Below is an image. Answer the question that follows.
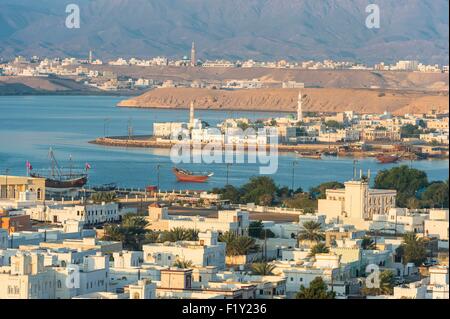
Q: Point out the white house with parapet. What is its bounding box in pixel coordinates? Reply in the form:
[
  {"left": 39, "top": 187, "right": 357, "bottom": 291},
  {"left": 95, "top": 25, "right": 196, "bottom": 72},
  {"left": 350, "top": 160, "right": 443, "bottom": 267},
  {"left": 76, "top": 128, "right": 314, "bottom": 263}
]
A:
[
  {"left": 143, "top": 231, "right": 226, "bottom": 269},
  {"left": 147, "top": 204, "right": 249, "bottom": 236},
  {"left": 318, "top": 178, "right": 397, "bottom": 227}
]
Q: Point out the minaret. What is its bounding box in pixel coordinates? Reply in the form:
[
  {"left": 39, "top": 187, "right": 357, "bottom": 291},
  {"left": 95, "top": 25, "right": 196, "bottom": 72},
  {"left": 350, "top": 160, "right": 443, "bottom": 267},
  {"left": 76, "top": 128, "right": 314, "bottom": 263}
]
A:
[
  {"left": 190, "top": 42, "right": 196, "bottom": 67},
  {"left": 297, "top": 91, "right": 303, "bottom": 122},
  {"left": 88, "top": 50, "right": 93, "bottom": 64},
  {"left": 189, "top": 101, "right": 195, "bottom": 129}
]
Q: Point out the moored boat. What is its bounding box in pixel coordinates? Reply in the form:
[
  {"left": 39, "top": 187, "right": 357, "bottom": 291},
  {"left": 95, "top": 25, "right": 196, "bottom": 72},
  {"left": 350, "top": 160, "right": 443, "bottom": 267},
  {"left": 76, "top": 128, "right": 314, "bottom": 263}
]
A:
[
  {"left": 295, "top": 151, "right": 322, "bottom": 159},
  {"left": 172, "top": 167, "right": 213, "bottom": 183},
  {"left": 376, "top": 154, "right": 400, "bottom": 164},
  {"left": 29, "top": 148, "right": 89, "bottom": 192}
]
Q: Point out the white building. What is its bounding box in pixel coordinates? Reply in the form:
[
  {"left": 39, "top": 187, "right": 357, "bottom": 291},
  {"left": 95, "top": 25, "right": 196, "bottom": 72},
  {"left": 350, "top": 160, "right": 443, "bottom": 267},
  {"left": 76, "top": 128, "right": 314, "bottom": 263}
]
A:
[
  {"left": 424, "top": 209, "right": 449, "bottom": 240},
  {"left": 318, "top": 178, "right": 397, "bottom": 226},
  {"left": 24, "top": 202, "right": 134, "bottom": 225},
  {"left": 142, "top": 231, "right": 226, "bottom": 269},
  {"left": 147, "top": 205, "right": 250, "bottom": 236}
]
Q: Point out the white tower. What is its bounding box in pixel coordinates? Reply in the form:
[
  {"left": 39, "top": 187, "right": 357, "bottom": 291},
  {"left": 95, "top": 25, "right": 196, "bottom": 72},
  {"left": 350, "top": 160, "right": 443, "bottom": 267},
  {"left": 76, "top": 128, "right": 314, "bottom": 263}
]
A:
[
  {"left": 189, "top": 101, "right": 195, "bottom": 129},
  {"left": 297, "top": 91, "right": 303, "bottom": 122},
  {"left": 190, "top": 42, "right": 196, "bottom": 67}
]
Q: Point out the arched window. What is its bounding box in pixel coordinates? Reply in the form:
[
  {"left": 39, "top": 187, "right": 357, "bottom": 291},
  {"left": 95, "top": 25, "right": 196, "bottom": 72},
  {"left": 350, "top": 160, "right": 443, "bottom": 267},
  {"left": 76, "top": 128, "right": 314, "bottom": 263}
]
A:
[{"left": 133, "top": 292, "right": 140, "bottom": 299}]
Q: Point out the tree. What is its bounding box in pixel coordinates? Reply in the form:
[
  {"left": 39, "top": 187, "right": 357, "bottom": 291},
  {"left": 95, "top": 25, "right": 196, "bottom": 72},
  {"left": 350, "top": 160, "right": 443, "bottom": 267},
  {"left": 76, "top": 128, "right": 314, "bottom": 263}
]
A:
[
  {"left": 212, "top": 185, "right": 241, "bottom": 204},
  {"left": 421, "top": 181, "right": 449, "bottom": 208},
  {"left": 361, "top": 236, "right": 376, "bottom": 250},
  {"left": 308, "top": 243, "right": 329, "bottom": 257},
  {"left": 249, "top": 221, "right": 264, "bottom": 238},
  {"left": 283, "top": 193, "right": 318, "bottom": 210},
  {"left": 325, "top": 120, "right": 344, "bottom": 130},
  {"left": 219, "top": 232, "right": 259, "bottom": 256},
  {"left": 296, "top": 277, "right": 335, "bottom": 299},
  {"left": 362, "top": 270, "right": 395, "bottom": 296},
  {"left": 400, "top": 232, "right": 427, "bottom": 267},
  {"left": 251, "top": 262, "right": 276, "bottom": 276},
  {"left": 240, "top": 176, "right": 278, "bottom": 205},
  {"left": 374, "top": 166, "right": 429, "bottom": 207},
  {"left": 298, "top": 221, "right": 325, "bottom": 243},
  {"left": 160, "top": 227, "right": 199, "bottom": 242},
  {"left": 400, "top": 124, "right": 422, "bottom": 138},
  {"left": 103, "top": 214, "right": 149, "bottom": 251},
  {"left": 310, "top": 182, "right": 344, "bottom": 199},
  {"left": 173, "top": 259, "right": 193, "bottom": 269},
  {"left": 91, "top": 191, "right": 117, "bottom": 204}
]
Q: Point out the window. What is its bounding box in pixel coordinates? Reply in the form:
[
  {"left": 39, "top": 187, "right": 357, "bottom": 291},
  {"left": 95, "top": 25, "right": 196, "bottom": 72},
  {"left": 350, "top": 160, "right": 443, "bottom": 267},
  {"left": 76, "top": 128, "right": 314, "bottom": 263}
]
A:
[{"left": 57, "top": 280, "right": 62, "bottom": 288}]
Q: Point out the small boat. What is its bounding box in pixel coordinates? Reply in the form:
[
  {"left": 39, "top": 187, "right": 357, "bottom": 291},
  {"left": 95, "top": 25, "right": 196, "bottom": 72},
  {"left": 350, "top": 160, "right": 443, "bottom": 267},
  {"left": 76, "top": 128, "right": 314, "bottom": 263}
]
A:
[
  {"left": 92, "top": 183, "right": 117, "bottom": 192},
  {"left": 172, "top": 167, "right": 213, "bottom": 183},
  {"left": 376, "top": 154, "right": 400, "bottom": 164},
  {"left": 323, "top": 150, "right": 338, "bottom": 157},
  {"left": 295, "top": 151, "right": 322, "bottom": 159}
]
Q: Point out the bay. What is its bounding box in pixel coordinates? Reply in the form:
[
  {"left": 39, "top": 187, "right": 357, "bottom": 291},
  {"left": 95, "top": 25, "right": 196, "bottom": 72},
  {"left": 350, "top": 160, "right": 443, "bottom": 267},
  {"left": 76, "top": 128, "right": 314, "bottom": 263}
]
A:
[{"left": 0, "top": 95, "right": 448, "bottom": 192}]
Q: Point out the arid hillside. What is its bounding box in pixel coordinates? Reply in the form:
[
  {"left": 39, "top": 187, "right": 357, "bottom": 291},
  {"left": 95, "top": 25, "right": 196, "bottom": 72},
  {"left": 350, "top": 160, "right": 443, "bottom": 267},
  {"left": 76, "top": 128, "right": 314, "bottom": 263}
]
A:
[{"left": 118, "top": 88, "right": 449, "bottom": 115}]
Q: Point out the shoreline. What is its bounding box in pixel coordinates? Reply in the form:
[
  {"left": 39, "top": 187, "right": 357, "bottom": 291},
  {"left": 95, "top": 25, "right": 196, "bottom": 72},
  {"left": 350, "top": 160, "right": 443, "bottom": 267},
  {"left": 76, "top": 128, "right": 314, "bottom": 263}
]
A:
[{"left": 89, "top": 136, "right": 434, "bottom": 160}]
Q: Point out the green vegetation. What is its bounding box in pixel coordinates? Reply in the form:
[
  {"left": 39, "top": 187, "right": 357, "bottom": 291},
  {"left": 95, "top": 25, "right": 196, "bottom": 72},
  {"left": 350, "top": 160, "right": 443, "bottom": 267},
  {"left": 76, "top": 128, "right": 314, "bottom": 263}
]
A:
[
  {"left": 212, "top": 176, "right": 278, "bottom": 206},
  {"left": 374, "top": 166, "right": 448, "bottom": 208},
  {"left": 283, "top": 192, "right": 318, "bottom": 211},
  {"left": 397, "top": 232, "right": 428, "bottom": 267},
  {"left": 91, "top": 191, "right": 117, "bottom": 203},
  {"left": 219, "top": 232, "right": 259, "bottom": 256},
  {"left": 298, "top": 221, "right": 325, "bottom": 243},
  {"left": 420, "top": 181, "right": 449, "bottom": 208},
  {"left": 103, "top": 214, "right": 150, "bottom": 250},
  {"left": 160, "top": 227, "right": 199, "bottom": 242},
  {"left": 361, "top": 236, "right": 376, "bottom": 250},
  {"left": 308, "top": 243, "right": 329, "bottom": 257},
  {"left": 400, "top": 124, "right": 422, "bottom": 138},
  {"left": 248, "top": 221, "right": 275, "bottom": 239},
  {"left": 362, "top": 270, "right": 395, "bottom": 296},
  {"left": 325, "top": 120, "right": 344, "bottom": 130},
  {"left": 296, "top": 277, "right": 335, "bottom": 299},
  {"left": 309, "top": 181, "right": 344, "bottom": 199},
  {"left": 173, "top": 259, "right": 193, "bottom": 269},
  {"left": 251, "top": 262, "right": 276, "bottom": 276}
]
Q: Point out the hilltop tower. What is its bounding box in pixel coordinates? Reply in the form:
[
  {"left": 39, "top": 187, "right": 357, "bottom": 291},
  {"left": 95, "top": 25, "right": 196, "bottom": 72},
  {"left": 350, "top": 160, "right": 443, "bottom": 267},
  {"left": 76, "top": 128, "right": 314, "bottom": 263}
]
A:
[
  {"left": 189, "top": 101, "right": 195, "bottom": 129},
  {"left": 297, "top": 91, "right": 303, "bottom": 122},
  {"left": 190, "top": 42, "right": 196, "bottom": 67}
]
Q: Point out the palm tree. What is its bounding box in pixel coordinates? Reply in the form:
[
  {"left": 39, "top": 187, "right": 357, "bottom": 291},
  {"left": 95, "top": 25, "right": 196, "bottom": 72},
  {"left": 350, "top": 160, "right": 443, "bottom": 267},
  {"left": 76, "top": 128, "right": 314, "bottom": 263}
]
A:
[
  {"left": 361, "top": 236, "right": 376, "bottom": 250},
  {"left": 219, "top": 232, "right": 259, "bottom": 256},
  {"left": 308, "top": 243, "right": 329, "bottom": 257},
  {"left": 160, "top": 227, "right": 199, "bottom": 242},
  {"left": 173, "top": 259, "right": 193, "bottom": 269},
  {"left": 400, "top": 232, "right": 427, "bottom": 267},
  {"left": 251, "top": 262, "right": 276, "bottom": 276},
  {"left": 91, "top": 191, "right": 117, "bottom": 203},
  {"left": 296, "top": 277, "right": 335, "bottom": 299},
  {"left": 298, "top": 221, "right": 325, "bottom": 243}
]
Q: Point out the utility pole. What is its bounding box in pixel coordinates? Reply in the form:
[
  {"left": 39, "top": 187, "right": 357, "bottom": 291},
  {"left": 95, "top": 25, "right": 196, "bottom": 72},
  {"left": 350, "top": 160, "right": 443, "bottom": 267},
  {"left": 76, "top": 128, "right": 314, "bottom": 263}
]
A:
[
  {"left": 156, "top": 164, "right": 161, "bottom": 192},
  {"left": 4, "top": 168, "right": 10, "bottom": 199},
  {"left": 226, "top": 163, "right": 232, "bottom": 185},
  {"left": 291, "top": 161, "right": 298, "bottom": 192}
]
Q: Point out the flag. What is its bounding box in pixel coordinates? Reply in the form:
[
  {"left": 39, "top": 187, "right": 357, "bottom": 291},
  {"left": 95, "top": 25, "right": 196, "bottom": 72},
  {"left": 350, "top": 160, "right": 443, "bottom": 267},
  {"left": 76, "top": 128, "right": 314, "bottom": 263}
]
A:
[
  {"left": 26, "top": 161, "right": 33, "bottom": 170},
  {"left": 85, "top": 163, "right": 92, "bottom": 170}
]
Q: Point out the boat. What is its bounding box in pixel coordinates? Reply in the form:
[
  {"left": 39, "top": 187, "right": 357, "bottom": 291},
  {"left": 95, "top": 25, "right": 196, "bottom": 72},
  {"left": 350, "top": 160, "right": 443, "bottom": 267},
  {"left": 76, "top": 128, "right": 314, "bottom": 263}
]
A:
[
  {"left": 376, "top": 154, "right": 400, "bottom": 164},
  {"left": 29, "top": 148, "right": 89, "bottom": 192},
  {"left": 172, "top": 167, "right": 213, "bottom": 183},
  {"left": 295, "top": 151, "right": 322, "bottom": 159},
  {"left": 92, "top": 183, "right": 117, "bottom": 192}
]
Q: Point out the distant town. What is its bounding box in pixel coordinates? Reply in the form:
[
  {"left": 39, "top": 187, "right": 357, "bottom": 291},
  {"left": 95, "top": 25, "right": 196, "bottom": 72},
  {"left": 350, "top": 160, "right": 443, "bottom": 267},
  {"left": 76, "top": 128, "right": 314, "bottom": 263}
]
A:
[{"left": 1, "top": 44, "right": 448, "bottom": 92}]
